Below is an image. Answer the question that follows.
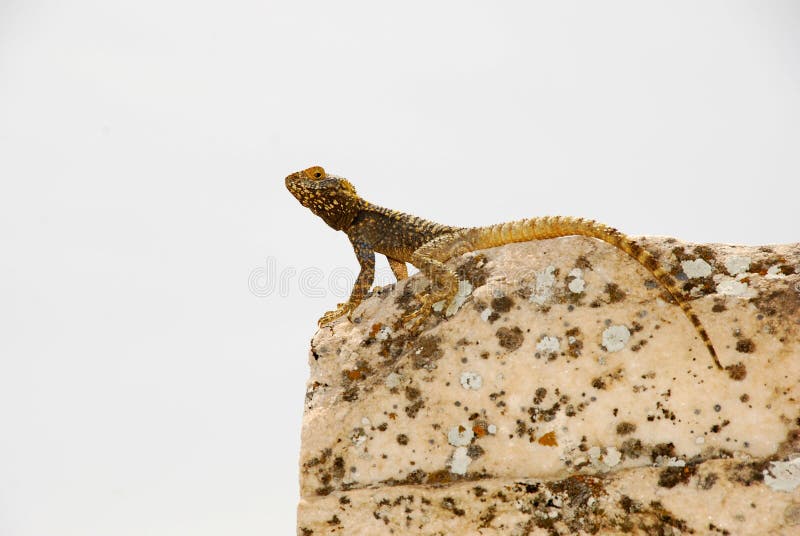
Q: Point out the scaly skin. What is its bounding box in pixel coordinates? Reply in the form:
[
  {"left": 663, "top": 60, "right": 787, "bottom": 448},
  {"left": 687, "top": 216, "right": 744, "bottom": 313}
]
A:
[{"left": 286, "top": 166, "right": 722, "bottom": 370}]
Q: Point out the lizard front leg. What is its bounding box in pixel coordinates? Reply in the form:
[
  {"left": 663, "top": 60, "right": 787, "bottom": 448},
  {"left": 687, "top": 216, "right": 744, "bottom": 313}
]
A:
[{"left": 318, "top": 239, "right": 375, "bottom": 327}]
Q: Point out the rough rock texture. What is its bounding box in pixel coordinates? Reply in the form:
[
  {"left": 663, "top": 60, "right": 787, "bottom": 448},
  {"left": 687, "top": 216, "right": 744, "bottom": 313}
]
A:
[{"left": 297, "top": 237, "right": 800, "bottom": 535}]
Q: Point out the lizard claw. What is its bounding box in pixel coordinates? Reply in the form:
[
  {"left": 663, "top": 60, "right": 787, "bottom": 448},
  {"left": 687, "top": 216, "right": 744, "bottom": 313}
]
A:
[{"left": 318, "top": 303, "right": 354, "bottom": 327}]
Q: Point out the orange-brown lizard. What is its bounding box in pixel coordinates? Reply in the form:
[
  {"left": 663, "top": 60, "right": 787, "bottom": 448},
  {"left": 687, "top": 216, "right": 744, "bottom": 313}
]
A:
[{"left": 286, "top": 165, "right": 722, "bottom": 370}]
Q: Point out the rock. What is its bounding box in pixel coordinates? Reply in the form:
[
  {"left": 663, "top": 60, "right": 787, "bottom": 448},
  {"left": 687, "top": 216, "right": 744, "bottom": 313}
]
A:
[{"left": 297, "top": 237, "right": 800, "bottom": 535}]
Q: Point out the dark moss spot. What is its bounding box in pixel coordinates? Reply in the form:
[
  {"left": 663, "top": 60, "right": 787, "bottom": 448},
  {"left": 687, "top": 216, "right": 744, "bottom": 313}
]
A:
[
  {"left": 726, "top": 362, "right": 747, "bottom": 381},
  {"left": 728, "top": 460, "right": 770, "bottom": 486},
  {"left": 740, "top": 393, "right": 750, "bottom": 403},
  {"left": 591, "top": 377, "right": 606, "bottom": 390},
  {"left": 699, "top": 472, "right": 718, "bottom": 490},
  {"left": 565, "top": 331, "right": 583, "bottom": 358},
  {"left": 409, "top": 336, "right": 443, "bottom": 369},
  {"left": 496, "top": 326, "right": 524, "bottom": 351},
  {"left": 547, "top": 475, "right": 605, "bottom": 508},
  {"left": 658, "top": 464, "right": 697, "bottom": 488},
  {"left": 440, "top": 497, "right": 465, "bottom": 516},
  {"left": 735, "top": 338, "right": 755, "bottom": 353},
  {"left": 710, "top": 420, "right": 730, "bottom": 434},
  {"left": 467, "top": 444, "right": 485, "bottom": 459},
  {"left": 478, "top": 504, "right": 497, "bottom": 529},
  {"left": 749, "top": 284, "right": 800, "bottom": 318},
  {"left": 377, "top": 422, "right": 388, "bottom": 431},
  {"left": 332, "top": 457, "right": 345, "bottom": 479},
  {"left": 575, "top": 255, "right": 592, "bottom": 270},
  {"left": 404, "top": 399, "right": 424, "bottom": 419},
  {"left": 616, "top": 422, "right": 637, "bottom": 435},
  {"left": 619, "top": 495, "right": 640, "bottom": 513},
  {"left": 342, "top": 386, "right": 359, "bottom": 401},
  {"left": 533, "top": 387, "right": 547, "bottom": 404},
  {"left": 396, "top": 434, "right": 409, "bottom": 445},
  {"left": 394, "top": 284, "right": 416, "bottom": 310},
  {"left": 398, "top": 469, "right": 426, "bottom": 485},
  {"left": 712, "top": 298, "right": 727, "bottom": 313},
  {"left": 491, "top": 295, "right": 514, "bottom": 313},
  {"left": 405, "top": 386, "right": 421, "bottom": 401},
  {"left": 650, "top": 442, "right": 675, "bottom": 463},
  {"left": 300, "top": 528, "right": 313, "bottom": 536},
  {"left": 605, "top": 282, "right": 626, "bottom": 303}
]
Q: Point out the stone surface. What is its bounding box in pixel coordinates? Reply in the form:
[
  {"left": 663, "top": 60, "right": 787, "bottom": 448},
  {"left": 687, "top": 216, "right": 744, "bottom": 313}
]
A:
[{"left": 296, "top": 237, "right": 800, "bottom": 535}]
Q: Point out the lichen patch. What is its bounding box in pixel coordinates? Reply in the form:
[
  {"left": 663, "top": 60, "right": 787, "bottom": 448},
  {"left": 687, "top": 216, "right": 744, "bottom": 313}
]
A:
[
  {"left": 529, "top": 265, "right": 556, "bottom": 305},
  {"left": 714, "top": 274, "right": 756, "bottom": 298},
  {"left": 681, "top": 259, "right": 713, "bottom": 279},
  {"left": 567, "top": 268, "right": 585, "bottom": 293},
  {"left": 448, "top": 446, "right": 471, "bottom": 475},
  {"left": 725, "top": 255, "right": 751, "bottom": 276},
  {"left": 460, "top": 371, "right": 483, "bottom": 390},
  {"left": 535, "top": 335, "right": 560, "bottom": 354},
  {"left": 448, "top": 425, "right": 475, "bottom": 447},
  {"left": 764, "top": 458, "right": 800, "bottom": 492},
  {"left": 601, "top": 325, "right": 630, "bottom": 352}
]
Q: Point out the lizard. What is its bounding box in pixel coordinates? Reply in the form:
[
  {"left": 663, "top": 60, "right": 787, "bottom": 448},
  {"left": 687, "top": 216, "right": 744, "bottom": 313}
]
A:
[{"left": 285, "top": 165, "right": 723, "bottom": 370}]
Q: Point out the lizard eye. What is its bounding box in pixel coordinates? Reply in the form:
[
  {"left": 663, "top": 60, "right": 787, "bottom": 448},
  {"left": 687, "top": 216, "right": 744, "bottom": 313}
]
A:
[{"left": 303, "top": 166, "right": 326, "bottom": 180}]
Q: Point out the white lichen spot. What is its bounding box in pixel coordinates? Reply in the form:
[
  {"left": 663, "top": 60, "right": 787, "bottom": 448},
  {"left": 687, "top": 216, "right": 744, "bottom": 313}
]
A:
[
  {"left": 567, "top": 268, "right": 585, "bottom": 293},
  {"left": 601, "top": 325, "right": 630, "bottom": 352},
  {"left": 604, "top": 447, "right": 621, "bottom": 467},
  {"left": 695, "top": 436, "right": 705, "bottom": 445},
  {"left": 460, "top": 371, "right": 483, "bottom": 390},
  {"left": 361, "top": 417, "right": 371, "bottom": 426},
  {"left": 764, "top": 457, "right": 800, "bottom": 492},
  {"left": 663, "top": 457, "right": 686, "bottom": 468},
  {"left": 375, "top": 325, "right": 392, "bottom": 341},
  {"left": 487, "top": 424, "right": 497, "bottom": 434},
  {"left": 433, "top": 280, "right": 473, "bottom": 316},
  {"left": 766, "top": 266, "right": 787, "bottom": 280},
  {"left": 448, "top": 446, "right": 471, "bottom": 475},
  {"left": 385, "top": 372, "right": 402, "bottom": 389},
  {"left": 447, "top": 425, "right": 474, "bottom": 447},
  {"left": 480, "top": 308, "right": 493, "bottom": 322},
  {"left": 725, "top": 255, "right": 751, "bottom": 276},
  {"left": 529, "top": 265, "right": 556, "bottom": 305},
  {"left": 714, "top": 275, "right": 756, "bottom": 298},
  {"left": 587, "top": 446, "right": 601, "bottom": 461},
  {"left": 536, "top": 336, "right": 560, "bottom": 354},
  {"left": 681, "top": 259, "right": 713, "bottom": 279}
]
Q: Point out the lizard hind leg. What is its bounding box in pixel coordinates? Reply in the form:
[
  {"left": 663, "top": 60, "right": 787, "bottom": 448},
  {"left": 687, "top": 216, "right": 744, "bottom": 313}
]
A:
[
  {"left": 401, "top": 252, "right": 459, "bottom": 330},
  {"left": 387, "top": 257, "right": 409, "bottom": 281}
]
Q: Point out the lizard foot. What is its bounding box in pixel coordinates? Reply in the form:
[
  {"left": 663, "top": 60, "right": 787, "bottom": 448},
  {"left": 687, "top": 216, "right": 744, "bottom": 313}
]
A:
[
  {"left": 401, "top": 295, "right": 437, "bottom": 331},
  {"left": 318, "top": 302, "right": 354, "bottom": 327}
]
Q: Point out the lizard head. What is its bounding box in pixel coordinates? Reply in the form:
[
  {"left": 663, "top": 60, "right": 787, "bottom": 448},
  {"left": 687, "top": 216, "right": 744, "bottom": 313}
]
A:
[{"left": 285, "top": 166, "right": 361, "bottom": 231}]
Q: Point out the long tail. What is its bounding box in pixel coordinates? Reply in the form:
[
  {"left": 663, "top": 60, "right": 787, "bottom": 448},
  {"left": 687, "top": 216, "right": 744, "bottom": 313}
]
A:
[{"left": 457, "top": 216, "right": 721, "bottom": 369}]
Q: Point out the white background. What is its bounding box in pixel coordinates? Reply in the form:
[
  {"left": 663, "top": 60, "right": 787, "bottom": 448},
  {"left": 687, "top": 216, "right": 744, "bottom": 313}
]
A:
[{"left": 1, "top": 1, "right": 798, "bottom": 534}]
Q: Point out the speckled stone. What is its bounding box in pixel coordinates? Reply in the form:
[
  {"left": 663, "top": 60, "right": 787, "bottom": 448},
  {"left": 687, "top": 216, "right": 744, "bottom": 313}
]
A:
[{"left": 297, "top": 237, "right": 800, "bottom": 535}]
